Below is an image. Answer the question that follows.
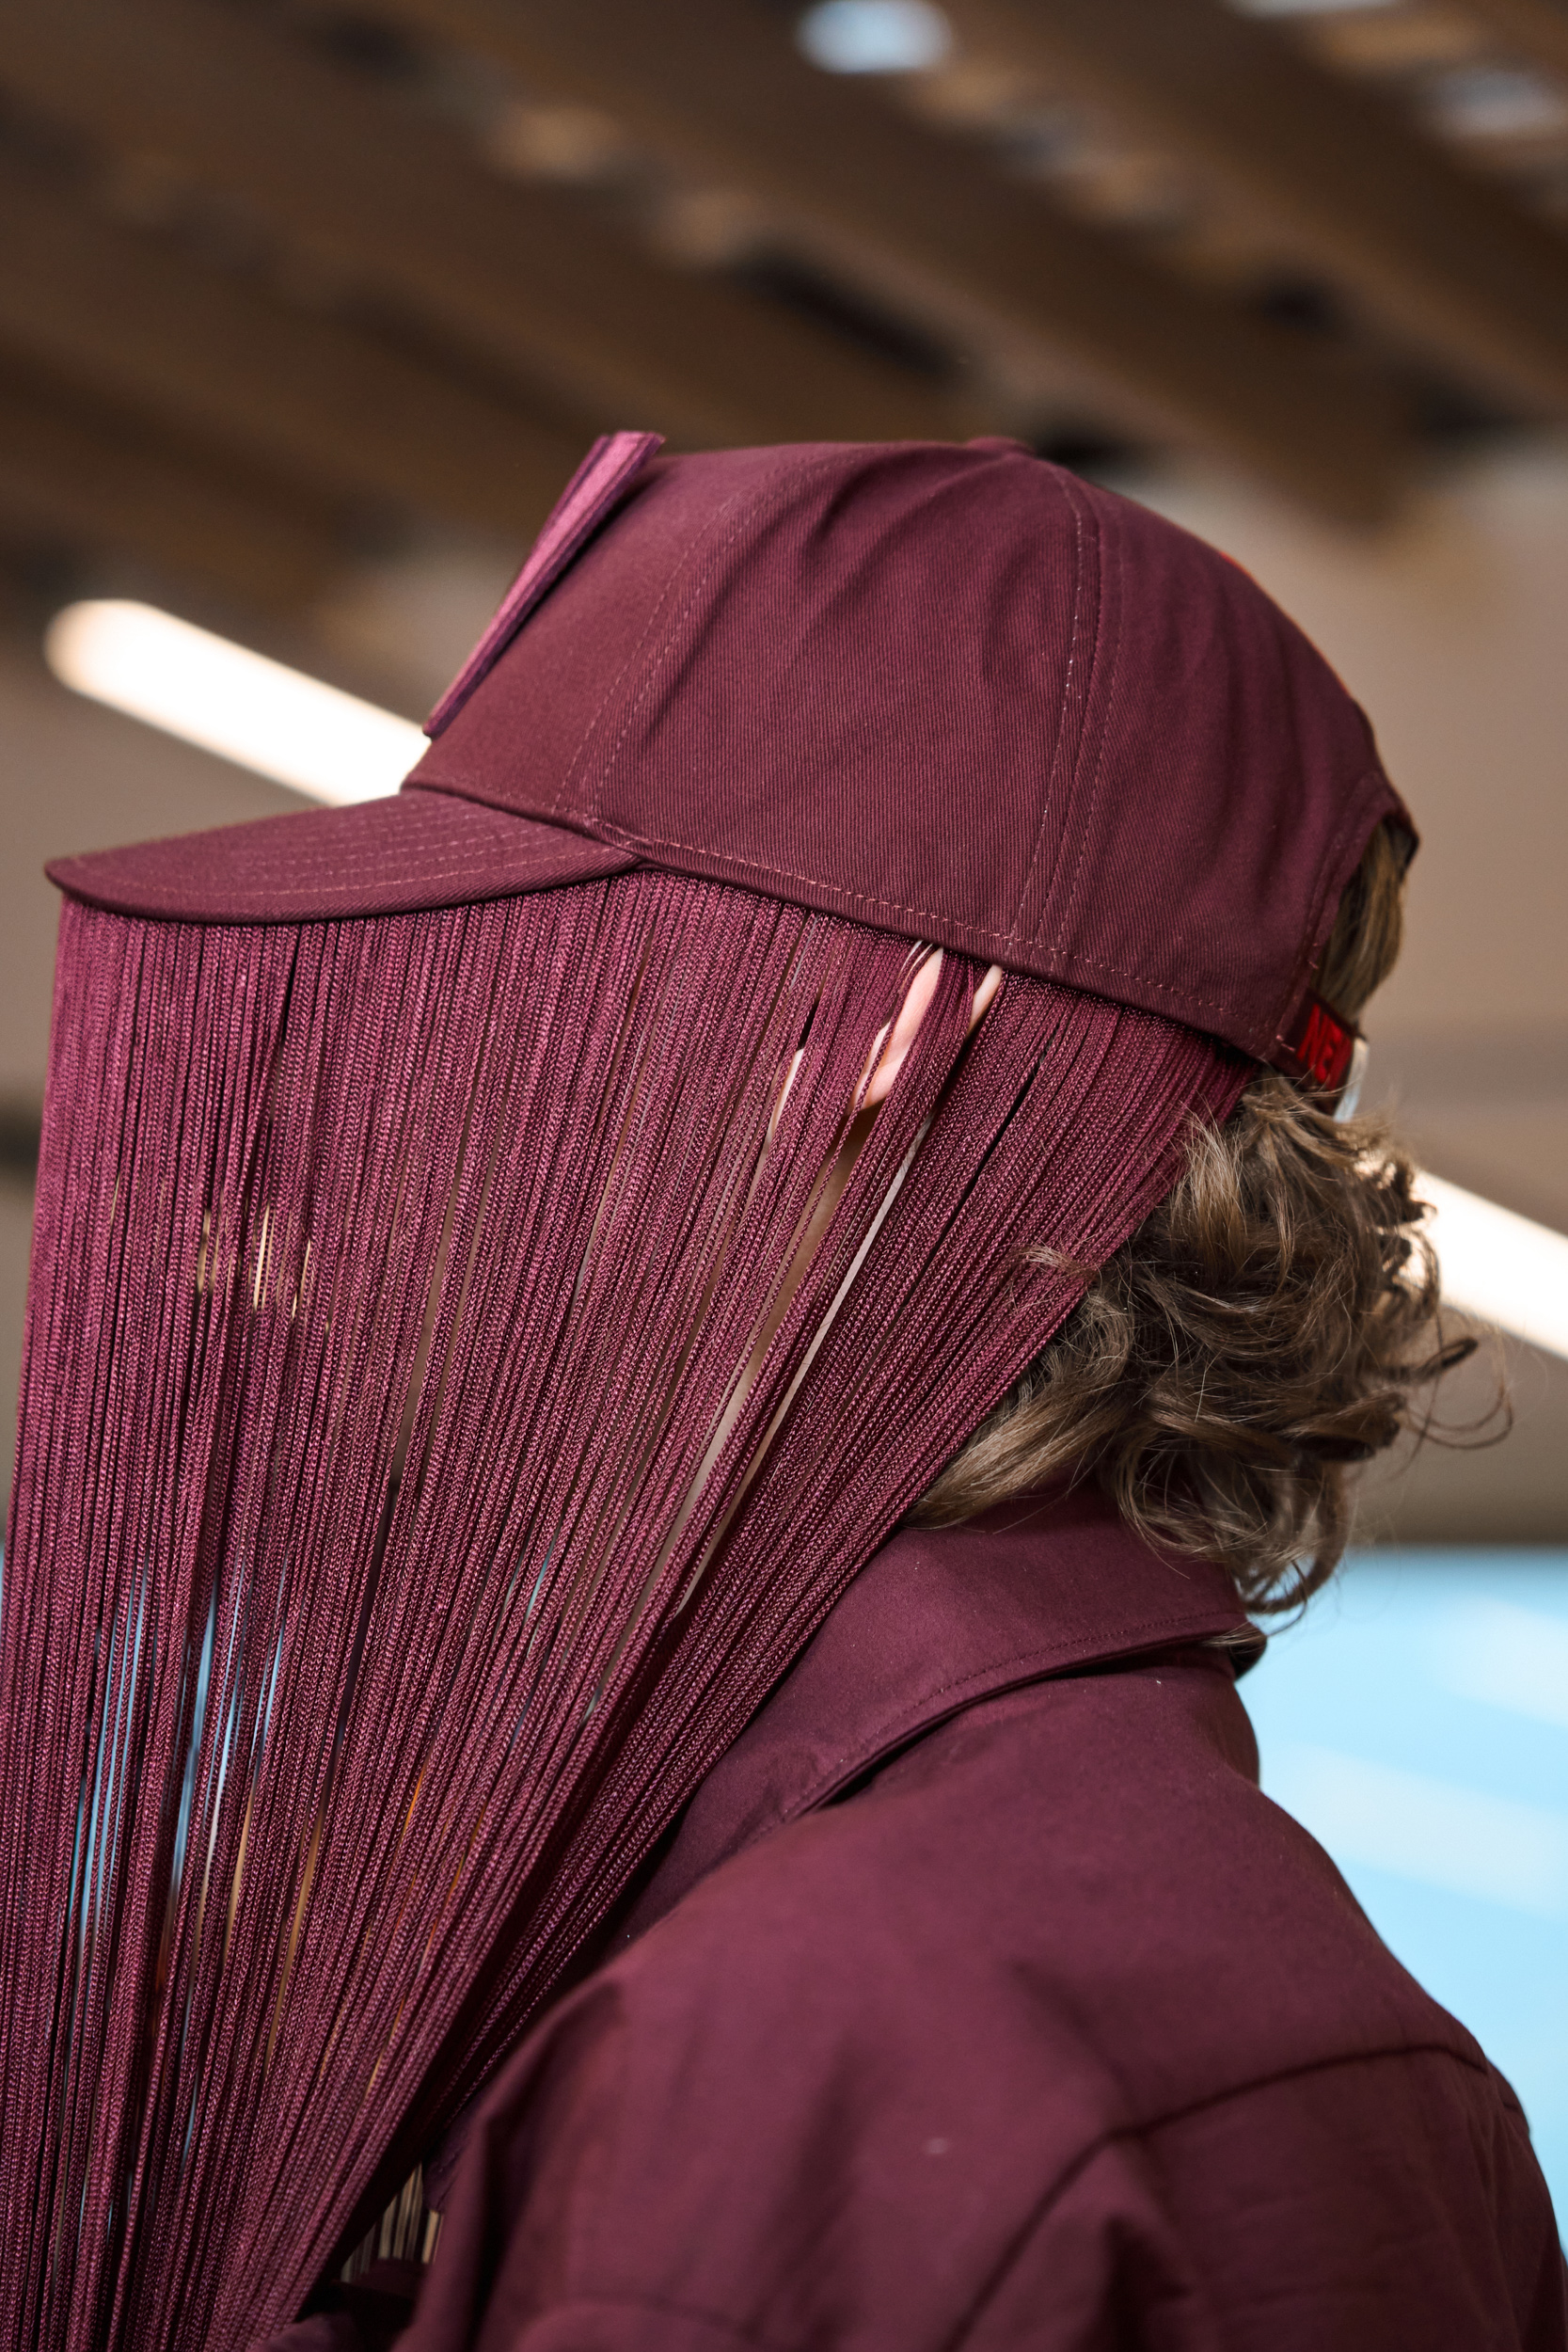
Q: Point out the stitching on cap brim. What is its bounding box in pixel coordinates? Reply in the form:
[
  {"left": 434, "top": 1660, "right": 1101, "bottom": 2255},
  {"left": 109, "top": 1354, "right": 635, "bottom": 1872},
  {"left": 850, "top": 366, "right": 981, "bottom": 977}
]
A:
[{"left": 45, "top": 790, "right": 638, "bottom": 926}]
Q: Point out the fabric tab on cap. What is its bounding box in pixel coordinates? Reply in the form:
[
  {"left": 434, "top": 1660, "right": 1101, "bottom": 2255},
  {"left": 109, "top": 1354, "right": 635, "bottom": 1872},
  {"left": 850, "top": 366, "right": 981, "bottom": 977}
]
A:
[{"left": 425, "top": 431, "right": 664, "bottom": 739}]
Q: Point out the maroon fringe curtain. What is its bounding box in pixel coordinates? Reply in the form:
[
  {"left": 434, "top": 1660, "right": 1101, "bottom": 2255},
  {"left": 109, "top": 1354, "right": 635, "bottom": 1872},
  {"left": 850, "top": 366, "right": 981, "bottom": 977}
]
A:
[{"left": 0, "top": 872, "right": 1238, "bottom": 2351}]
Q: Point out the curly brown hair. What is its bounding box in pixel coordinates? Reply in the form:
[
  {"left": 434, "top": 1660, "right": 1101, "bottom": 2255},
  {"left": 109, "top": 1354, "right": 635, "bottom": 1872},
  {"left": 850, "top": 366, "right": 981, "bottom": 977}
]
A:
[{"left": 912, "top": 821, "right": 1478, "bottom": 1613}]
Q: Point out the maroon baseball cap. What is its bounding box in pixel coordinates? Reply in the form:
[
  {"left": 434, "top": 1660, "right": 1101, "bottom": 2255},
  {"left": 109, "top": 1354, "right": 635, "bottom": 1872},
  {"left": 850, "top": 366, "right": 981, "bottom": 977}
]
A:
[{"left": 48, "top": 432, "right": 1411, "bottom": 1078}]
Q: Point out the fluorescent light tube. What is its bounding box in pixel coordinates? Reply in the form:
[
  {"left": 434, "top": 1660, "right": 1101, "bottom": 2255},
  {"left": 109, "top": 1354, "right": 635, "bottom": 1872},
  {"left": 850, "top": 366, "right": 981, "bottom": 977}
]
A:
[
  {"left": 1418, "top": 1171, "right": 1568, "bottom": 1361},
  {"left": 45, "top": 599, "right": 423, "bottom": 806},
  {"left": 797, "top": 1, "right": 953, "bottom": 73}
]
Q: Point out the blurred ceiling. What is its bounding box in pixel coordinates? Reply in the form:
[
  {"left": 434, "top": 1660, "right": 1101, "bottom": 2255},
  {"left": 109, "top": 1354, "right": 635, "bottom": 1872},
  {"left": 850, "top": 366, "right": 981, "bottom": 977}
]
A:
[{"left": 4, "top": 0, "right": 1568, "bottom": 630}]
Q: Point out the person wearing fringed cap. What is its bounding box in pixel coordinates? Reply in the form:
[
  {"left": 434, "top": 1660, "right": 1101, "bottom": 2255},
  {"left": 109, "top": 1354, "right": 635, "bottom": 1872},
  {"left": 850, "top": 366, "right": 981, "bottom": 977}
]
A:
[{"left": 1, "top": 437, "right": 1561, "bottom": 2352}]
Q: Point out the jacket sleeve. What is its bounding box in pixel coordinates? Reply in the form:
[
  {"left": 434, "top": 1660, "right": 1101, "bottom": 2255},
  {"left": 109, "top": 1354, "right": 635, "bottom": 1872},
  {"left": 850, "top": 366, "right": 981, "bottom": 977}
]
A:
[
  {"left": 394, "top": 1983, "right": 633, "bottom": 2352},
  {"left": 464, "top": 2303, "right": 773, "bottom": 2352},
  {"left": 962, "top": 2138, "right": 1226, "bottom": 2352},
  {"left": 966, "top": 2057, "right": 1568, "bottom": 2352}
]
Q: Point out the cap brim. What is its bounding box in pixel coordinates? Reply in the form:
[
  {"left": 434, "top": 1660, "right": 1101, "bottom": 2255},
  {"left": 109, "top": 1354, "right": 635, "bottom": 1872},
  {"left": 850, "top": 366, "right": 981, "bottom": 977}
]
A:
[{"left": 45, "top": 786, "right": 638, "bottom": 925}]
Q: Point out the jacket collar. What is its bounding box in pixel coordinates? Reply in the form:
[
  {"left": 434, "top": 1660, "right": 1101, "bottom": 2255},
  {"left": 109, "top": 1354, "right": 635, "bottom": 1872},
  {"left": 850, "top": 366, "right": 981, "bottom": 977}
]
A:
[{"left": 617, "top": 1485, "right": 1260, "bottom": 1945}]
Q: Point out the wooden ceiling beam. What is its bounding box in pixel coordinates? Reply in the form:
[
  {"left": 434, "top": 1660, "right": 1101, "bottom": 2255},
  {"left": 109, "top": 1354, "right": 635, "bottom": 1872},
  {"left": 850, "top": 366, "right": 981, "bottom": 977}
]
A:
[
  {"left": 0, "top": 156, "right": 594, "bottom": 546},
  {"left": 0, "top": 0, "right": 983, "bottom": 454},
  {"left": 1456, "top": 0, "right": 1568, "bottom": 87},
  {"left": 0, "top": 358, "right": 353, "bottom": 611},
  {"left": 942, "top": 0, "right": 1568, "bottom": 417},
  {"left": 367, "top": 0, "right": 1401, "bottom": 521}
]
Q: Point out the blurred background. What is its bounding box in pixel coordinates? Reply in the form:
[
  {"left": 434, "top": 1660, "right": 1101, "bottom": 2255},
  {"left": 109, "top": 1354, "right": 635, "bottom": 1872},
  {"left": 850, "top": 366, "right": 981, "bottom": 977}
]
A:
[{"left": 0, "top": 0, "right": 1564, "bottom": 2211}]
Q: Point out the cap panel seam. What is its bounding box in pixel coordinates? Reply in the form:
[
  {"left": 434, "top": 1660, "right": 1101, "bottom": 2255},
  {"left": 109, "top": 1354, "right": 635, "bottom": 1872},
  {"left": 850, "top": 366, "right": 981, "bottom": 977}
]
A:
[
  {"left": 1042, "top": 482, "right": 1127, "bottom": 961},
  {"left": 555, "top": 447, "right": 853, "bottom": 823},
  {"left": 1260, "top": 765, "right": 1397, "bottom": 1047},
  {"left": 588, "top": 449, "right": 863, "bottom": 807},
  {"left": 549, "top": 484, "right": 754, "bottom": 819},
  {"left": 1005, "top": 468, "right": 1094, "bottom": 949}
]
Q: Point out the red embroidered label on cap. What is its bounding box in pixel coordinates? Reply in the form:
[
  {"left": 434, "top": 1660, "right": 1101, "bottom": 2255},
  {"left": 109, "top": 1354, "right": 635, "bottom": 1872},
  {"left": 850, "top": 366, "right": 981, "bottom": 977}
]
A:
[
  {"left": 425, "top": 430, "right": 664, "bottom": 739},
  {"left": 1272, "top": 990, "right": 1357, "bottom": 1096}
]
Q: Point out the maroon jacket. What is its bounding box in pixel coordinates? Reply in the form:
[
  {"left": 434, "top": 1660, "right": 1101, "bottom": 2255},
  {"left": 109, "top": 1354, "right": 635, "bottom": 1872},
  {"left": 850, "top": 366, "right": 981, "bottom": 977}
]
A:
[{"left": 310, "top": 1492, "right": 1566, "bottom": 2350}]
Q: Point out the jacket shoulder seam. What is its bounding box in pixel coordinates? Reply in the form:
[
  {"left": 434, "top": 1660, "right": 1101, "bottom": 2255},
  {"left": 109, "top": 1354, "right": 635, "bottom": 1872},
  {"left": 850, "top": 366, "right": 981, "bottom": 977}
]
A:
[{"left": 958, "top": 2038, "right": 1504, "bottom": 2341}]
